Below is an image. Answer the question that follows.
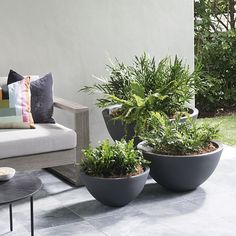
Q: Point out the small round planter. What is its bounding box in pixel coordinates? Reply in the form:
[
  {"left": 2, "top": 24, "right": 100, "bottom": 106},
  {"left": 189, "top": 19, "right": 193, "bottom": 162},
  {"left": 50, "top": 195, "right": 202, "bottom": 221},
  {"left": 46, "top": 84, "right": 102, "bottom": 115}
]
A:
[
  {"left": 137, "top": 141, "right": 223, "bottom": 191},
  {"left": 81, "top": 167, "right": 150, "bottom": 207},
  {"left": 102, "top": 106, "right": 199, "bottom": 143}
]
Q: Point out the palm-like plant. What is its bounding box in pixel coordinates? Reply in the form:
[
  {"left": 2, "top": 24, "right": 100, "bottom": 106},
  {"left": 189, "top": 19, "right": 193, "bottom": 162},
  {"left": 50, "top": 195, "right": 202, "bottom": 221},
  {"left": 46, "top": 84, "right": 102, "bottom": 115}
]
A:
[
  {"left": 81, "top": 54, "right": 202, "bottom": 137},
  {"left": 81, "top": 54, "right": 200, "bottom": 116}
]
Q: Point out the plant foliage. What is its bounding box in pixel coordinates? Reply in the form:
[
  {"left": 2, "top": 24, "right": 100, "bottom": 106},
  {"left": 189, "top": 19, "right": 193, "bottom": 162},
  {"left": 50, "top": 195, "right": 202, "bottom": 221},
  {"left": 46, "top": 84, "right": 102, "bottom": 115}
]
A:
[
  {"left": 140, "top": 112, "right": 220, "bottom": 155},
  {"left": 195, "top": 0, "right": 236, "bottom": 114},
  {"left": 81, "top": 59, "right": 133, "bottom": 103},
  {"left": 195, "top": 0, "right": 235, "bottom": 55},
  {"left": 196, "top": 30, "right": 236, "bottom": 113},
  {"left": 81, "top": 54, "right": 201, "bottom": 125},
  {"left": 80, "top": 139, "right": 149, "bottom": 177}
]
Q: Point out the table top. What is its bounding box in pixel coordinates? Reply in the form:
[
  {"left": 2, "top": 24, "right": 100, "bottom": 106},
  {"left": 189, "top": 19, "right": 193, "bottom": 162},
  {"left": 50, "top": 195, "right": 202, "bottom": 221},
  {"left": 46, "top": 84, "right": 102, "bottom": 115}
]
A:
[{"left": 0, "top": 173, "right": 42, "bottom": 204}]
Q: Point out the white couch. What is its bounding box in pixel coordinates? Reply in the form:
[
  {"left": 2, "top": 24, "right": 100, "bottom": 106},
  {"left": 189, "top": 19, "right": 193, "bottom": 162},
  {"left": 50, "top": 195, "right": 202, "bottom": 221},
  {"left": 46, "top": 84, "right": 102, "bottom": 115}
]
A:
[{"left": 0, "top": 77, "right": 89, "bottom": 186}]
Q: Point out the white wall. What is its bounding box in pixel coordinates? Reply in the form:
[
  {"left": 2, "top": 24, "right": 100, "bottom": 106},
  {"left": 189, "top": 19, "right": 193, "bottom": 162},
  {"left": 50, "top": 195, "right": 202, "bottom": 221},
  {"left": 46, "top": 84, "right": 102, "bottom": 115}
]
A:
[{"left": 0, "top": 0, "right": 194, "bottom": 144}]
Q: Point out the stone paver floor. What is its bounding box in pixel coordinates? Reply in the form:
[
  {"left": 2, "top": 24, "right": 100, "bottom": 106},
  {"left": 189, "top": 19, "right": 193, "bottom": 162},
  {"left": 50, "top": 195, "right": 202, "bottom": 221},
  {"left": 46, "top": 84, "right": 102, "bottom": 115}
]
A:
[{"left": 0, "top": 145, "right": 236, "bottom": 236}]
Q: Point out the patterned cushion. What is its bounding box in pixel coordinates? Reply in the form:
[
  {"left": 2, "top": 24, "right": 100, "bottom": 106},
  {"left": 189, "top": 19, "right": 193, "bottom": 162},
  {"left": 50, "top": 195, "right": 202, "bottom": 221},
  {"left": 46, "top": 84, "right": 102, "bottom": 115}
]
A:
[
  {"left": 7, "top": 70, "right": 55, "bottom": 123},
  {"left": 0, "top": 77, "right": 35, "bottom": 129}
]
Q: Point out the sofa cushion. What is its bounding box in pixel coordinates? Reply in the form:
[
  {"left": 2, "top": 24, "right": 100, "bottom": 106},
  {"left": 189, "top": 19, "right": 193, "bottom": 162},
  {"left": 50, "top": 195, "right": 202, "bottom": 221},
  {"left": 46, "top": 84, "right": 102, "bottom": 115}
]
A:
[
  {"left": 30, "top": 73, "right": 55, "bottom": 123},
  {"left": 7, "top": 69, "right": 23, "bottom": 85},
  {"left": 0, "top": 77, "right": 35, "bottom": 129},
  {"left": 7, "top": 70, "right": 55, "bottom": 124},
  {"left": 0, "top": 123, "right": 77, "bottom": 159}
]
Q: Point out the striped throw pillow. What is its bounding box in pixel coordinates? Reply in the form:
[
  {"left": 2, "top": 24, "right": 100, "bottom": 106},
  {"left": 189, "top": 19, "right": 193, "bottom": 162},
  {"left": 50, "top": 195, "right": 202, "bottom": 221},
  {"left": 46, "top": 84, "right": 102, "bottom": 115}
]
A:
[{"left": 0, "top": 77, "right": 35, "bottom": 128}]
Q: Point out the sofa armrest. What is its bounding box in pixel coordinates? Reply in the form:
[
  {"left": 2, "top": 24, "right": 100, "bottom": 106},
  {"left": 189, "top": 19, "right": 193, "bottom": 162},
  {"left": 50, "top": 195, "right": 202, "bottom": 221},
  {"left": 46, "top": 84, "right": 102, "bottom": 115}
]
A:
[
  {"left": 51, "top": 96, "right": 90, "bottom": 186},
  {"left": 54, "top": 96, "right": 88, "bottom": 113},
  {"left": 53, "top": 96, "right": 89, "bottom": 164}
]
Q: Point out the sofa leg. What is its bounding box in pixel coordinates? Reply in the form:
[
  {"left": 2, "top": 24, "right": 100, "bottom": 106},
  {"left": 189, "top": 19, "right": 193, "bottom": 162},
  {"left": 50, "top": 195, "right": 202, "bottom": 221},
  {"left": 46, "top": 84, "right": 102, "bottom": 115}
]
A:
[{"left": 47, "top": 164, "right": 83, "bottom": 186}]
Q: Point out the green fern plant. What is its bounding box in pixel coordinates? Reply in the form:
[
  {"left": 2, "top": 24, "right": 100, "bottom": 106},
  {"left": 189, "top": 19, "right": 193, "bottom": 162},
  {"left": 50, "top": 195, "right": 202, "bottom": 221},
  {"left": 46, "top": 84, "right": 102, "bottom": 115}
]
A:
[
  {"left": 80, "top": 139, "right": 149, "bottom": 177},
  {"left": 140, "top": 112, "right": 220, "bottom": 155}
]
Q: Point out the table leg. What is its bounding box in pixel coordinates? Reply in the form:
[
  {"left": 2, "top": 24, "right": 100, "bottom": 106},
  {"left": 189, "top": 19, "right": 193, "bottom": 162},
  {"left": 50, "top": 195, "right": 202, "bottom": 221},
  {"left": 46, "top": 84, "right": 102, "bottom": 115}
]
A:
[
  {"left": 9, "top": 203, "right": 13, "bottom": 231},
  {"left": 30, "top": 196, "right": 34, "bottom": 236}
]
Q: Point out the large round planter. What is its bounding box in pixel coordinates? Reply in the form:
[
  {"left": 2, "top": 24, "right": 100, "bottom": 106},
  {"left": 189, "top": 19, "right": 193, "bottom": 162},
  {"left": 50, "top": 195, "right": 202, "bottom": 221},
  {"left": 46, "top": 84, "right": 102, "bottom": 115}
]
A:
[
  {"left": 81, "top": 167, "right": 150, "bottom": 207},
  {"left": 137, "top": 141, "right": 223, "bottom": 191},
  {"left": 102, "top": 106, "right": 199, "bottom": 143}
]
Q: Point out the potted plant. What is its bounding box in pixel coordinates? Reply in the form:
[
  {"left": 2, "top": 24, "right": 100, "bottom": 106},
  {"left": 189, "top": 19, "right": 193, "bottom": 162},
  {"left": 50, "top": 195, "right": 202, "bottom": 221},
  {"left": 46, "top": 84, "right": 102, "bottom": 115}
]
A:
[
  {"left": 137, "top": 112, "right": 223, "bottom": 191},
  {"left": 80, "top": 139, "right": 150, "bottom": 207},
  {"left": 81, "top": 54, "right": 200, "bottom": 143}
]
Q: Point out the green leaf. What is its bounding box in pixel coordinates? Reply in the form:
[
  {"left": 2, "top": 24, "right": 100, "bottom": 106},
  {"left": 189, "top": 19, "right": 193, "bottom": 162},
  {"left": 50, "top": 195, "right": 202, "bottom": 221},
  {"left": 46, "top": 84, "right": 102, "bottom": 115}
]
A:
[
  {"left": 133, "top": 95, "right": 145, "bottom": 107},
  {"left": 130, "top": 81, "right": 145, "bottom": 98}
]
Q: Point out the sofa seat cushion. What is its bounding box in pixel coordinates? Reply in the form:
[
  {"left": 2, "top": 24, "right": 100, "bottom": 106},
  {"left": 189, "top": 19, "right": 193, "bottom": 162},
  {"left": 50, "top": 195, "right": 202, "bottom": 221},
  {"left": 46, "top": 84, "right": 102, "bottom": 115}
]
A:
[{"left": 0, "top": 123, "right": 77, "bottom": 159}]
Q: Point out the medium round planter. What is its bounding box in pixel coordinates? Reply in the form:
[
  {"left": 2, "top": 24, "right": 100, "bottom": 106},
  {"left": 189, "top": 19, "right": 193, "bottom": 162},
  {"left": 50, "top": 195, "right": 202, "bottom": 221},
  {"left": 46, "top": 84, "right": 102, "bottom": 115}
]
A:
[
  {"left": 137, "top": 141, "right": 223, "bottom": 191},
  {"left": 170, "top": 107, "right": 199, "bottom": 123},
  {"left": 102, "top": 106, "right": 199, "bottom": 143},
  {"left": 102, "top": 107, "right": 140, "bottom": 145},
  {"left": 81, "top": 167, "right": 150, "bottom": 207}
]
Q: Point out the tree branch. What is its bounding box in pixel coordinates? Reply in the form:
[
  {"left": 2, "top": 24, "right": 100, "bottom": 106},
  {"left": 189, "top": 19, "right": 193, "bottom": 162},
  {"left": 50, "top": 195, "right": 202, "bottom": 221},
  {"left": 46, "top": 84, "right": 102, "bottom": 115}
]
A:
[{"left": 229, "top": 0, "right": 235, "bottom": 29}]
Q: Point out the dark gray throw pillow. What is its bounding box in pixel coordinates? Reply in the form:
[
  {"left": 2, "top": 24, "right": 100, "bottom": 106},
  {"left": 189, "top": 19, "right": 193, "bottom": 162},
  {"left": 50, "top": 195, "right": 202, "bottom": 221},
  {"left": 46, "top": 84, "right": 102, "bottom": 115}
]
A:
[
  {"left": 7, "top": 69, "right": 23, "bottom": 85},
  {"left": 30, "top": 73, "right": 55, "bottom": 123},
  {"left": 7, "top": 70, "right": 55, "bottom": 123}
]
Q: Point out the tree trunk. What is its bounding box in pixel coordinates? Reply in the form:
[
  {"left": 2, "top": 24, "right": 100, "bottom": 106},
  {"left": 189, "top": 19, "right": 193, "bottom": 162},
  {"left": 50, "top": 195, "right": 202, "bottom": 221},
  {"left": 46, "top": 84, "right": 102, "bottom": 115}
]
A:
[{"left": 229, "top": 0, "right": 235, "bottom": 29}]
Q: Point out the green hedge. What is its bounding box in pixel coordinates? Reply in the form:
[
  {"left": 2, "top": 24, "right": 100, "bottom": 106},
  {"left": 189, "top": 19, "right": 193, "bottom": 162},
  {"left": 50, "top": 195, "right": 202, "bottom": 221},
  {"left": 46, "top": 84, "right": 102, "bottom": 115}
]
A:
[{"left": 196, "top": 31, "right": 236, "bottom": 114}]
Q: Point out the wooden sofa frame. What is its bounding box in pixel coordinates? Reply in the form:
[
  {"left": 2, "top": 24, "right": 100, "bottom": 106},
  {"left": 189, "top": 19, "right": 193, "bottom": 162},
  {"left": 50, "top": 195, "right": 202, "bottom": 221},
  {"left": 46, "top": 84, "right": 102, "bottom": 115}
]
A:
[{"left": 0, "top": 97, "right": 89, "bottom": 186}]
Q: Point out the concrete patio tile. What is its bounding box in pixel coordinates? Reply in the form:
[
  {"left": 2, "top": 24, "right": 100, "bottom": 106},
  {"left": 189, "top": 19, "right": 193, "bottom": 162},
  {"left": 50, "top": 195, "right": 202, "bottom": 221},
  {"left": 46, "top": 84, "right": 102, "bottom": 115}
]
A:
[
  {"left": 67, "top": 198, "right": 128, "bottom": 220},
  {"left": 1, "top": 145, "right": 235, "bottom": 236},
  {"left": 189, "top": 191, "right": 236, "bottom": 221},
  {"left": 90, "top": 212, "right": 235, "bottom": 236},
  {"left": 9, "top": 189, "right": 83, "bottom": 231},
  {"left": 0, "top": 208, "right": 29, "bottom": 236},
  {"left": 222, "top": 145, "right": 236, "bottom": 160},
  {"left": 10, "top": 191, "right": 61, "bottom": 213},
  {"left": 53, "top": 186, "right": 94, "bottom": 206},
  {"left": 65, "top": 178, "right": 221, "bottom": 221},
  {"left": 205, "top": 159, "right": 236, "bottom": 194},
  {"left": 88, "top": 211, "right": 176, "bottom": 236},
  {"left": 133, "top": 182, "right": 207, "bottom": 204},
  {"left": 14, "top": 205, "right": 83, "bottom": 230},
  {"left": 138, "top": 198, "right": 203, "bottom": 219},
  {"left": 158, "top": 212, "right": 236, "bottom": 236},
  {"left": 29, "top": 170, "right": 73, "bottom": 195},
  {"left": 37, "top": 221, "right": 106, "bottom": 236},
  {"left": 0, "top": 200, "right": 29, "bottom": 235}
]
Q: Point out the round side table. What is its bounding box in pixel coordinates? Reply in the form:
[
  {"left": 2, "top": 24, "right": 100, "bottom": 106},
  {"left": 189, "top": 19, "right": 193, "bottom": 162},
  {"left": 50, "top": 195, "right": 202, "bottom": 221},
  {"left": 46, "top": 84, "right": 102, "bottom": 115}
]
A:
[{"left": 0, "top": 173, "right": 42, "bottom": 236}]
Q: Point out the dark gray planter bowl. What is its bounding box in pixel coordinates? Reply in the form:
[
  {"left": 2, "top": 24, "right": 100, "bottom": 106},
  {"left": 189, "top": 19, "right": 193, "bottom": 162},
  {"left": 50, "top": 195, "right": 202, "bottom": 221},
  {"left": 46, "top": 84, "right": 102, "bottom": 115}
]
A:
[
  {"left": 137, "top": 141, "right": 223, "bottom": 191},
  {"left": 170, "top": 107, "right": 199, "bottom": 123},
  {"left": 81, "top": 167, "right": 150, "bottom": 207},
  {"left": 102, "top": 107, "right": 140, "bottom": 145},
  {"left": 102, "top": 106, "right": 199, "bottom": 144}
]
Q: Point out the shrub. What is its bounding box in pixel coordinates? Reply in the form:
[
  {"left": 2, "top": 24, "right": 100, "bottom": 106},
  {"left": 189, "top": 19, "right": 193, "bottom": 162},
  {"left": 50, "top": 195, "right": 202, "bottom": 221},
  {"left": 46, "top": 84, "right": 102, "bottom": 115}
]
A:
[
  {"left": 196, "top": 31, "right": 236, "bottom": 113},
  {"left": 140, "top": 112, "right": 220, "bottom": 155},
  {"left": 194, "top": 0, "right": 236, "bottom": 115},
  {"left": 80, "top": 139, "right": 149, "bottom": 177}
]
